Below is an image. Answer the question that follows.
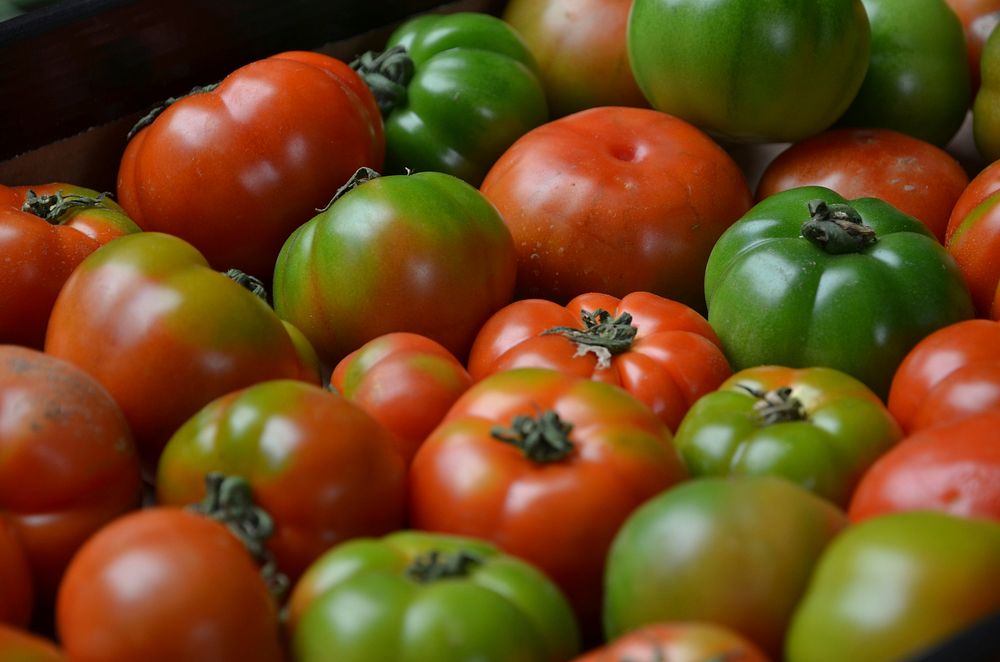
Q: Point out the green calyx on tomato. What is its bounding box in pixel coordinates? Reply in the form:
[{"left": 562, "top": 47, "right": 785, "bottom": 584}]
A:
[
  {"left": 490, "top": 409, "right": 575, "bottom": 463},
  {"left": 21, "top": 189, "right": 116, "bottom": 225},
  {"left": 350, "top": 11, "right": 548, "bottom": 185},
  {"left": 705, "top": 186, "right": 973, "bottom": 399},
  {"left": 542, "top": 309, "right": 638, "bottom": 368}
]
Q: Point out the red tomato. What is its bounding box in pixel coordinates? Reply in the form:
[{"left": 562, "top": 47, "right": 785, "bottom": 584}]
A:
[
  {"left": 0, "top": 183, "right": 140, "bottom": 347},
  {"left": 157, "top": 379, "right": 407, "bottom": 581},
  {"left": 0, "top": 624, "right": 64, "bottom": 662},
  {"left": 947, "top": 158, "right": 1000, "bottom": 237},
  {"left": 946, "top": 189, "right": 1000, "bottom": 315},
  {"left": 756, "top": 127, "right": 969, "bottom": 241},
  {"left": 331, "top": 332, "right": 473, "bottom": 464},
  {"left": 572, "top": 622, "right": 771, "bottom": 662},
  {"left": 849, "top": 410, "right": 1000, "bottom": 522},
  {"left": 466, "top": 291, "right": 731, "bottom": 431},
  {"left": 57, "top": 506, "right": 286, "bottom": 662},
  {"left": 0, "top": 346, "right": 141, "bottom": 608},
  {"left": 0, "top": 517, "right": 31, "bottom": 629},
  {"left": 945, "top": 0, "right": 1000, "bottom": 92},
  {"left": 888, "top": 319, "right": 1000, "bottom": 433},
  {"left": 408, "top": 367, "right": 687, "bottom": 637},
  {"left": 117, "top": 50, "right": 384, "bottom": 278},
  {"left": 479, "top": 106, "right": 752, "bottom": 311},
  {"left": 501, "top": 0, "right": 648, "bottom": 117}
]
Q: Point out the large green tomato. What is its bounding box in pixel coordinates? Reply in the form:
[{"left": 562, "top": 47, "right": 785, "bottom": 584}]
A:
[
  {"left": 603, "top": 476, "right": 847, "bottom": 658},
  {"left": 705, "top": 186, "right": 973, "bottom": 399},
  {"left": 786, "top": 511, "right": 1000, "bottom": 662},
  {"left": 286, "top": 530, "right": 580, "bottom": 662},
  {"left": 626, "top": 0, "right": 870, "bottom": 142},
  {"left": 673, "top": 365, "right": 902, "bottom": 507},
  {"left": 838, "top": 0, "right": 971, "bottom": 147},
  {"left": 352, "top": 12, "right": 548, "bottom": 185}
]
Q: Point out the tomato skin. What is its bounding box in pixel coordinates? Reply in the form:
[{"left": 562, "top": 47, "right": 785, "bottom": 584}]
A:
[
  {"left": 839, "top": 0, "right": 971, "bottom": 146},
  {"left": 480, "top": 106, "right": 752, "bottom": 310},
  {"left": 572, "top": 622, "right": 771, "bottom": 662},
  {"left": 501, "top": 0, "right": 647, "bottom": 117},
  {"left": 409, "top": 367, "right": 686, "bottom": 637},
  {"left": 0, "top": 624, "right": 64, "bottom": 662},
  {"left": 156, "top": 379, "right": 407, "bottom": 581},
  {"left": 848, "top": 410, "right": 1000, "bottom": 522},
  {"left": 466, "top": 292, "right": 732, "bottom": 431},
  {"left": 273, "top": 171, "right": 517, "bottom": 366},
  {"left": 116, "top": 50, "right": 384, "bottom": 278},
  {"left": 0, "top": 184, "right": 140, "bottom": 348},
  {"left": 44, "top": 233, "right": 319, "bottom": 470},
  {"left": 674, "top": 366, "right": 902, "bottom": 508},
  {"left": 705, "top": 186, "right": 974, "bottom": 399},
  {"left": 56, "top": 508, "right": 286, "bottom": 662},
  {"left": 0, "top": 518, "right": 31, "bottom": 629},
  {"left": 785, "top": 511, "right": 1000, "bottom": 662},
  {"left": 627, "top": 0, "right": 870, "bottom": 143},
  {"left": 975, "top": 23, "right": 1000, "bottom": 161},
  {"left": 330, "top": 332, "right": 472, "bottom": 465},
  {"left": 603, "top": 476, "right": 847, "bottom": 657},
  {"left": 287, "top": 530, "right": 580, "bottom": 662},
  {"left": 947, "top": 190, "right": 1000, "bottom": 316},
  {"left": 944, "top": 0, "right": 1000, "bottom": 93},
  {"left": 888, "top": 319, "right": 1000, "bottom": 432},
  {"left": 756, "top": 128, "right": 969, "bottom": 242},
  {"left": 947, "top": 159, "right": 1000, "bottom": 239},
  {"left": 0, "top": 346, "right": 141, "bottom": 609}
]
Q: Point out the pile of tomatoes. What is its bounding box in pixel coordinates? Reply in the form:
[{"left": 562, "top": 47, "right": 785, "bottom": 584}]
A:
[{"left": 2, "top": 0, "right": 1000, "bottom": 660}]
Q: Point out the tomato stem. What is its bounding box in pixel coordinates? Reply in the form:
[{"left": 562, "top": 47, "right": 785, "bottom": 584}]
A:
[
  {"left": 801, "top": 199, "right": 877, "bottom": 254},
  {"left": 316, "top": 166, "right": 381, "bottom": 213},
  {"left": 127, "top": 82, "right": 220, "bottom": 141},
  {"left": 189, "top": 472, "right": 288, "bottom": 600},
  {"left": 21, "top": 189, "right": 111, "bottom": 224},
  {"left": 491, "top": 409, "right": 575, "bottom": 462},
  {"left": 406, "top": 549, "right": 482, "bottom": 583},
  {"left": 542, "top": 308, "right": 637, "bottom": 369},
  {"left": 350, "top": 45, "right": 415, "bottom": 117},
  {"left": 224, "top": 268, "right": 270, "bottom": 304},
  {"left": 738, "top": 384, "right": 807, "bottom": 425}
]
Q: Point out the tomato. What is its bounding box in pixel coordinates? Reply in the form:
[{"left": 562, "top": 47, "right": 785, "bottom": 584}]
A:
[
  {"left": 117, "top": 50, "right": 384, "bottom": 278},
  {"left": 409, "top": 367, "right": 686, "bottom": 637},
  {"left": 0, "top": 183, "right": 140, "bottom": 348},
  {"left": 944, "top": 190, "right": 1000, "bottom": 315},
  {"left": 572, "top": 622, "right": 771, "bottom": 662},
  {"left": 44, "top": 232, "right": 319, "bottom": 470},
  {"left": 330, "top": 332, "right": 472, "bottom": 465},
  {"left": 0, "top": 624, "right": 63, "bottom": 662},
  {"left": 286, "top": 530, "right": 580, "bottom": 662},
  {"left": 756, "top": 128, "right": 969, "bottom": 242},
  {"left": 947, "top": 159, "right": 1000, "bottom": 238},
  {"left": 888, "top": 319, "right": 1000, "bottom": 432},
  {"left": 848, "top": 410, "right": 1000, "bottom": 522},
  {"left": 466, "top": 291, "right": 732, "bottom": 431},
  {"left": 674, "top": 366, "right": 902, "bottom": 507},
  {"left": 157, "top": 379, "right": 407, "bottom": 580},
  {"left": 0, "top": 517, "right": 31, "bottom": 629},
  {"left": 975, "top": 18, "right": 1000, "bottom": 161},
  {"left": 479, "top": 106, "right": 752, "bottom": 310},
  {"left": 0, "top": 346, "right": 141, "bottom": 611},
  {"left": 56, "top": 494, "right": 286, "bottom": 662},
  {"left": 785, "top": 511, "right": 1000, "bottom": 662},
  {"left": 705, "top": 186, "right": 974, "bottom": 399},
  {"left": 944, "top": 0, "right": 1000, "bottom": 93},
  {"left": 603, "top": 476, "right": 846, "bottom": 657},
  {"left": 839, "top": 0, "right": 971, "bottom": 146},
  {"left": 273, "top": 170, "right": 516, "bottom": 366},
  {"left": 627, "top": 0, "right": 870, "bottom": 143},
  {"left": 501, "top": 0, "right": 647, "bottom": 117},
  {"left": 352, "top": 12, "right": 547, "bottom": 186}
]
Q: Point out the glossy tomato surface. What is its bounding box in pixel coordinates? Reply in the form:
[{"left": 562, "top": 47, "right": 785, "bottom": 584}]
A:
[
  {"left": 572, "top": 622, "right": 771, "bottom": 662},
  {"left": 480, "top": 106, "right": 752, "bottom": 310},
  {"left": 946, "top": 190, "right": 1000, "bottom": 315}
]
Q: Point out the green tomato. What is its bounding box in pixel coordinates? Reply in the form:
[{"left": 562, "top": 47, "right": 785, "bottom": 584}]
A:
[
  {"left": 673, "top": 365, "right": 903, "bottom": 507},
  {"left": 626, "top": 0, "right": 870, "bottom": 143},
  {"left": 974, "top": 21, "right": 1000, "bottom": 161},
  {"left": 353, "top": 12, "right": 548, "bottom": 185},
  {"left": 838, "top": 0, "right": 971, "bottom": 146},
  {"left": 603, "top": 476, "right": 847, "bottom": 658},
  {"left": 704, "top": 186, "right": 973, "bottom": 399},
  {"left": 272, "top": 170, "right": 517, "bottom": 367},
  {"left": 286, "top": 530, "right": 580, "bottom": 662},
  {"left": 786, "top": 511, "right": 1000, "bottom": 662}
]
